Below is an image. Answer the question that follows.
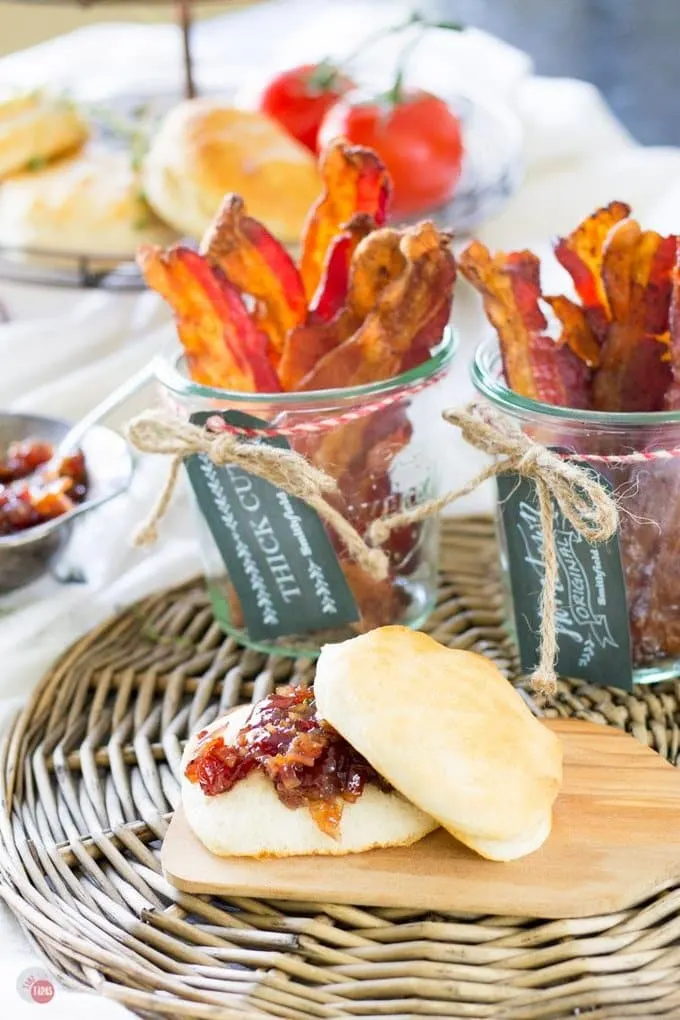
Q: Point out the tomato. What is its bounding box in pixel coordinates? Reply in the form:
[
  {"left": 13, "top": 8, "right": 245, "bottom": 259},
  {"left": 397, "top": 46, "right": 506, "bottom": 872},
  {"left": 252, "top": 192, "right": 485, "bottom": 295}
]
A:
[
  {"left": 257, "top": 63, "right": 354, "bottom": 153},
  {"left": 318, "top": 88, "right": 464, "bottom": 217}
]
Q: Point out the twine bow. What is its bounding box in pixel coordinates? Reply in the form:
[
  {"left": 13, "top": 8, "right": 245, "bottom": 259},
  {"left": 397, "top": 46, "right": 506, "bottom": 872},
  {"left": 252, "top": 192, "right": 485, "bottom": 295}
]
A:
[
  {"left": 369, "top": 402, "right": 620, "bottom": 695},
  {"left": 127, "top": 410, "right": 389, "bottom": 582}
]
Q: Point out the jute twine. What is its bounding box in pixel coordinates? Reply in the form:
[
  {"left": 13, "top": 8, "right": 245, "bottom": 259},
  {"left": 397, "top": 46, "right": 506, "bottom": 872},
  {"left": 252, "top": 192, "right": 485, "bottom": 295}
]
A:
[
  {"left": 368, "top": 402, "right": 620, "bottom": 695},
  {"left": 128, "top": 403, "right": 619, "bottom": 696},
  {"left": 126, "top": 409, "right": 389, "bottom": 581}
]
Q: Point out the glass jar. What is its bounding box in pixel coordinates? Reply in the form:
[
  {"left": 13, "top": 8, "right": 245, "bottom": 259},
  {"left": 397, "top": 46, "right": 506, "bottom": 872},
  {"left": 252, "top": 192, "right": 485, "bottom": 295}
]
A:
[
  {"left": 473, "top": 336, "right": 680, "bottom": 685},
  {"left": 155, "top": 328, "right": 456, "bottom": 657}
]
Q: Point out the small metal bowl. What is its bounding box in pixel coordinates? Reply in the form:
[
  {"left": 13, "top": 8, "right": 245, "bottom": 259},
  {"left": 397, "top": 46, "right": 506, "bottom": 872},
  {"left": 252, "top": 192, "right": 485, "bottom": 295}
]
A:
[{"left": 0, "top": 412, "right": 134, "bottom": 594}]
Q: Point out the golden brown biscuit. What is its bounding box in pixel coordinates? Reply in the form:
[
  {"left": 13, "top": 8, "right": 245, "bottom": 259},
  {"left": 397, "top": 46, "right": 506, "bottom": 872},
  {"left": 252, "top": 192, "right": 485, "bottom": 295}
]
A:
[
  {"left": 143, "top": 99, "right": 321, "bottom": 244},
  {"left": 315, "top": 627, "right": 564, "bottom": 862},
  {"left": 0, "top": 144, "right": 176, "bottom": 258},
  {"left": 0, "top": 92, "right": 88, "bottom": 180}
]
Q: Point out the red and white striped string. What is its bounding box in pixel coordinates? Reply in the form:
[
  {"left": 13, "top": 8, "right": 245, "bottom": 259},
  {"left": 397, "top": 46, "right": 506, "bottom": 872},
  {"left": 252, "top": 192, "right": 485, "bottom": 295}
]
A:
[
  {"left": 203, "top": 371, "right": 447, "bottom": 439},
  {"left": 565, "top": 446, "right": 680, "bottom": 465},
  {"left": 197, "top": 383, "right": 680, "bottom": 465}
]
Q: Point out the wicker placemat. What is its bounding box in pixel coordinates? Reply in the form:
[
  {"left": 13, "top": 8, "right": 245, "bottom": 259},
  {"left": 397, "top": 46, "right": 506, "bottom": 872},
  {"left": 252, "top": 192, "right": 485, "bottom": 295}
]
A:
[{"left": 2, "top": 515, "right": 680, "bottom": 1020}]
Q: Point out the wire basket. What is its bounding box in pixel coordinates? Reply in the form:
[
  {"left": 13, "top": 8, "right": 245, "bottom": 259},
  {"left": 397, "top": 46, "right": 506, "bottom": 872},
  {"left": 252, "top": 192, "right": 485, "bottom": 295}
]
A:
[{"left": 0, "top": 245, "right": 149, "bottom": 290}]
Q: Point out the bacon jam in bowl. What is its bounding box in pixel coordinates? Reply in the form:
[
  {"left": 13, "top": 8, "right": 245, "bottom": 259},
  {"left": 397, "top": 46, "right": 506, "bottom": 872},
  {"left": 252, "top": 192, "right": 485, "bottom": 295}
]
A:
[
  {"left": 0, "top": 411, "right": 134, "bottom": 593},
  {"left": 0, "top": 439, "right": 88, "bottom": 535}
]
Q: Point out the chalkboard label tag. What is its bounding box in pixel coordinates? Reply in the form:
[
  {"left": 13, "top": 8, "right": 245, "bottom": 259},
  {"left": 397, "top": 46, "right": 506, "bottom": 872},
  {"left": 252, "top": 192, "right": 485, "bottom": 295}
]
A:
[
  {"left": 184, "top": 411, "right": 359, "bottom": 640},
  {"left": 497, "top": 464, "right": 633, "bottom": 691}
]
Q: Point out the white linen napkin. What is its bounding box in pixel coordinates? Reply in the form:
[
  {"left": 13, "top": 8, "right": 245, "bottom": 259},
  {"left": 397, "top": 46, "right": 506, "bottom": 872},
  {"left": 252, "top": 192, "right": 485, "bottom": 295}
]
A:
[
  {"left": 1, "top": 5, "right": 680, "bottom": 1015},
  {"left": 1, "top": 288, "right": 167, "bottom": 404}
]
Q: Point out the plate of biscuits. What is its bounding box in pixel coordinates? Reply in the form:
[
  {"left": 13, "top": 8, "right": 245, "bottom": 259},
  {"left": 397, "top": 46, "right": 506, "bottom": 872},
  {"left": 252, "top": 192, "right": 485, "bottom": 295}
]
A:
[
  {"left": 0, "top": 90, "right": 174, "bottom": 287},
  {"left": 0, "top": 81, "right": 522, "bottom": 289}
]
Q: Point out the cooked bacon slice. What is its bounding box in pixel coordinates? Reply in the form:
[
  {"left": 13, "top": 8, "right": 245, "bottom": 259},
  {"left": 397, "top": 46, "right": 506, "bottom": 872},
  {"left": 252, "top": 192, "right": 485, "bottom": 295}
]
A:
[
  {"left": 345, "top": 227, "right": 406, "bottom": 321},
  {"left": 665, "top": 238, "right": 680, "bottom": 409},
  {"left": 460, "top": 241, "right": 592, "bottom": 408},
  {"left": 593, "top": 228, "right": 675, "bottom": 411},
  {"left": 544, "top": 295, "right": 601, "bottom": 368},
  {"left": 138, "top": 244, "right": 281, "bottom": 392},
  {"left": 278, "top": 226, "right": 409, "bottom": 390},
  {"left": 203, "top": 194, "right": 307, "bottom": 356},
  {"left": 309, "top": 213, "right": 375, "bottom": 322},
  {"left": 300, "top": 139, "right": 391, "bottom": 302},
  {"left": 297, "top": 222, "right": 455, "bottom": 391},
  {"left": 553, "top": 200, "right": 631, "bottom": 341}
]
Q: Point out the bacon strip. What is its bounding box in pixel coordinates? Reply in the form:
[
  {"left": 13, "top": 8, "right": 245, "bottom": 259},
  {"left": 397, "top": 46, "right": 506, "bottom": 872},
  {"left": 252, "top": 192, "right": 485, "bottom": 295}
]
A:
[
  {"left": 665, "top": 239, "right": 680, "bottom": 409},
  {"left": 345, "top": 227, "right": 406, "bottom": 320},
  {"left": 300, "top": 139, "right": 391, "bottom": 303},
  {"left": 544, "top": 295, "right": 600, "bottom": 368},
  {"left": 297, "top": 222, "right": 455, "bottom": 392},
  {"left": 553, "top": 200, "right": 631, "bottom": 341},
  {"left": 309, "top": 213, "right": 375, "bottom": 322},
  {"left": 203, "top": 195, "right": 307, "bottom": 356},
  {"left": 138, "top": 244, "right": 280, "bottom": 392},
  {"left": 460, "top": 241, "right": 592, "bottom": 408},
  {"left": 593, "top": 229, "right": 675, "bottom": 411},
  {"left": 278, "top": 226, "right": 408, "bottom": 390}
]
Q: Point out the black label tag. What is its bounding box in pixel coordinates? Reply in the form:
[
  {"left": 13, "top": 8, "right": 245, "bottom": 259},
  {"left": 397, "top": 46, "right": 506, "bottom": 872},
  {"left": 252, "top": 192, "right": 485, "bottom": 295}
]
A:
[
  {"left": 184, "top": 411, "right": 359, "bottom": 640},
  {"left": 497, "top": 466, "right": 633, "bottom": 691}
]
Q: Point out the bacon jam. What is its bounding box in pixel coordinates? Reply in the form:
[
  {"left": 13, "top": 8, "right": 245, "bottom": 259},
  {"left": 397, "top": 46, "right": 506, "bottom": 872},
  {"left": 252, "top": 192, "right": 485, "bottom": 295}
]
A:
[
  {"left": 184, "top": 686, "right": 389, "bottom": 838},
  {"left": 0, "top": 440, "right": 88, "bottom": 536}
]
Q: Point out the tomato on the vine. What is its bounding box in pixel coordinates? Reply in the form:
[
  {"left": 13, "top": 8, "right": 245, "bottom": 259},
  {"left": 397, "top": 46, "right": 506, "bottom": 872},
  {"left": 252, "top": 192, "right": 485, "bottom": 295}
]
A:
[
  {"left": 256, "top": 63, "right": 355, "bottom": 153},
  {"left": 318, "top": 87, "right": 464, "bottom": 217}
]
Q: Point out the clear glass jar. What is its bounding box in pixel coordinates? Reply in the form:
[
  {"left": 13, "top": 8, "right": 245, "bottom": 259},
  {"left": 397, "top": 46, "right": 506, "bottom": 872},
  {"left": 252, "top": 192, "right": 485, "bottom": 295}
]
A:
[
  {"left": 155, "top": 328, "right": 456, "bottom": 657},
  {"left": 472, "top": 337, "right": 680, "bottom": 685}
]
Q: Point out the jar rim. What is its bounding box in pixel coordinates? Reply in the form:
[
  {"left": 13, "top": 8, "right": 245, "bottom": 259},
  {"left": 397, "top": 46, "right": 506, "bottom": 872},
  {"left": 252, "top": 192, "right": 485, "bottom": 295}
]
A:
[
  {"left": 472, "top": 336, "right": 680, "bottom": 427},
  {"left": 155, "top": 326, "right": 457, "bottom": 406}
]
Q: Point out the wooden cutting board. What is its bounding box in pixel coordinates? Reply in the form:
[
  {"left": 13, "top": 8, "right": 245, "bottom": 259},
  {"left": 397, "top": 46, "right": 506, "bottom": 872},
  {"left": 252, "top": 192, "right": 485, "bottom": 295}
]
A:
[{"left": 162, "top": 719, "right": 680, "bottom": 919}]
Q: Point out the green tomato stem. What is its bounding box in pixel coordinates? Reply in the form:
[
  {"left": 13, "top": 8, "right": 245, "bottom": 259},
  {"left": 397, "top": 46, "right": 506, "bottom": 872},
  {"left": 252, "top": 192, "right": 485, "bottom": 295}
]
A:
[
  {"left": 340, "top": 9, "right": 463, "bottom": 70},
  {"left": 386, "top": 23, "right": 428, "bottom": 106},
  {"left": 307, "top": 59, "right": 343, "bottom": 91}
]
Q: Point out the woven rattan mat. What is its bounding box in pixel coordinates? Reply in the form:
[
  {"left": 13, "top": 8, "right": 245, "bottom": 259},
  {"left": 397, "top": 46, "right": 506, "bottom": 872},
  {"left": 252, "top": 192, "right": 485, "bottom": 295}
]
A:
[{"left": 2, "top": 515, "right": 680, "bottom": 1020}]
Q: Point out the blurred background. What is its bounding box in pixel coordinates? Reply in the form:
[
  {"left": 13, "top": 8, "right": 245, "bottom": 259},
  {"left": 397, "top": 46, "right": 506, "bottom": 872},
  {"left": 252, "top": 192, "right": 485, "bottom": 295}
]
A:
[{"left": 1, "top": 0, "right": 678, "bottom": 144}]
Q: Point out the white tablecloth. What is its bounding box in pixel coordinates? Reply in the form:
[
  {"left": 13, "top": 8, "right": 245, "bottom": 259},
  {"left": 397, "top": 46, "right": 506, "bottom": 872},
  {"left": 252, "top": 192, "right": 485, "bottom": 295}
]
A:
[{"left": 3, "top": 2, "right": 680, "bottom": 1013}]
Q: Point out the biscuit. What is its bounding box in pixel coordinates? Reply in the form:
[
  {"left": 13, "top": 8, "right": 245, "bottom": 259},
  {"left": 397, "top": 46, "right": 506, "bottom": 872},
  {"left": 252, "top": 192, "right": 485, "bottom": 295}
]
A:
[
  {"left": 143, "top": 99, "right": 321, "bottom": 244},
  {"left": 0, "top": 92, "right": 88, "bottom": 180},
  {"left": 0, "top": 144, "right": 176, "bottom": 258}
]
